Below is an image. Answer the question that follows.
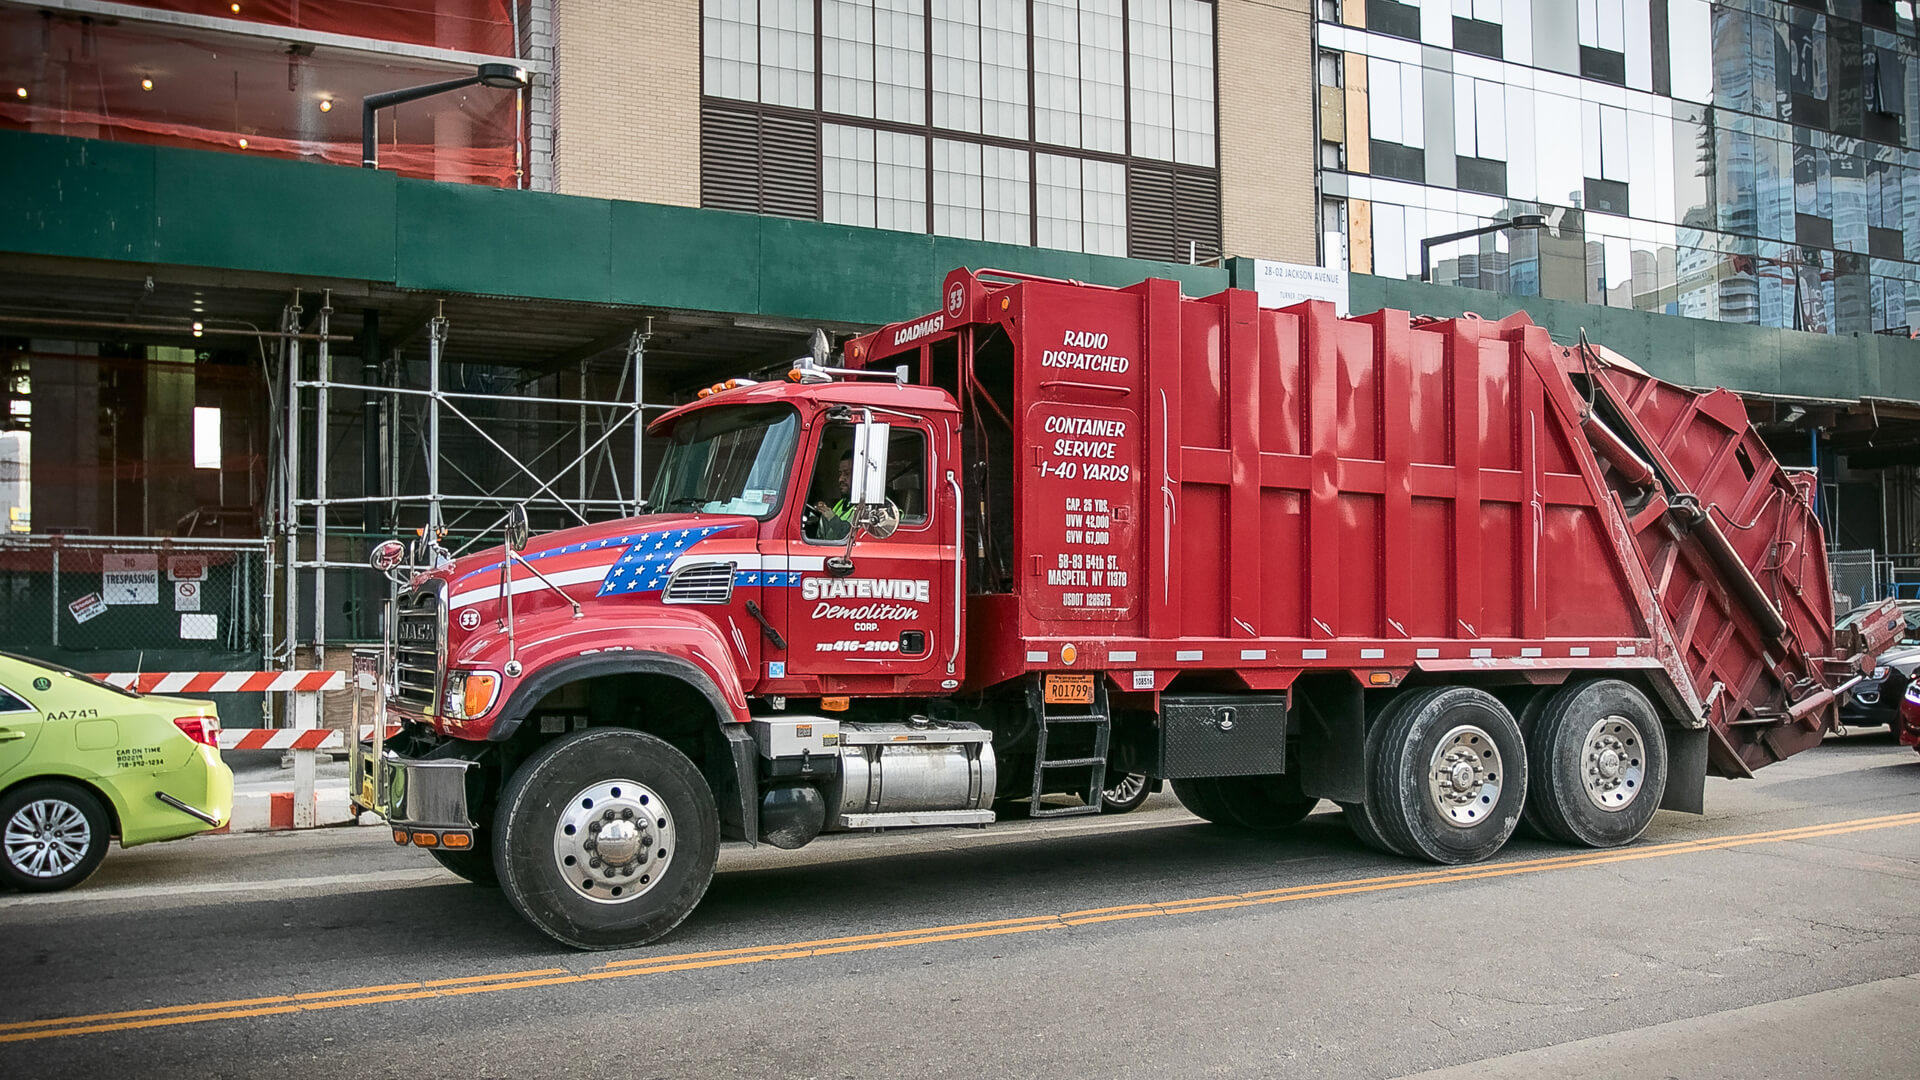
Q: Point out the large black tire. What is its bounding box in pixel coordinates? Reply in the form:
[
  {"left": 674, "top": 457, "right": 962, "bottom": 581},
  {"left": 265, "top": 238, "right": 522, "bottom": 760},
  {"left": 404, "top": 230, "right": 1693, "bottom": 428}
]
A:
[
  {"left": 1522, "top": 679, "right": 1668, "bottom": 848},
  {"left": 1373, "top": 687, "right": 1527, "bottom": 864},
  {"left": 1100, "top": 772, "right": 1153, "bottom": 814},
  {"left": 1341, "top": 689, "right": 1446, "bottom": 857},
  {"left": 1172, "top": 773, "right": 1318, "bottom": 830},
  {"left": 429, "top": 843, "right": 500, "bottom": 887},
  {"left": 493, "top": 729, "right": 719, "bottom": 950},
  {"left": 0, "top": 780, "right": 111, "bottom": 892}
]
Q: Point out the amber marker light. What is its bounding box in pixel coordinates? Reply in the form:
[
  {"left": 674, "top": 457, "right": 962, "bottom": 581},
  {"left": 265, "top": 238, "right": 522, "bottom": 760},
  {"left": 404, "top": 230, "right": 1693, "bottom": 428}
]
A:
[
  {"left": 821, "top": 696, "right": 850, "bottom": 712},
  {"left": 413, "top": 832, "right": 439, "bottom": 847}
]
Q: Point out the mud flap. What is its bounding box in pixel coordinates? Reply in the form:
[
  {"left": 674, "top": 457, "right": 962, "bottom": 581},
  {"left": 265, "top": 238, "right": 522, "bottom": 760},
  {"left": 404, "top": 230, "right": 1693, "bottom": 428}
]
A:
[
  {"left": 1659, "top": 725, "right": 1708, "bottom": 814},
  {"left": 717, "top": 725, "right": 760, "bottom": 845}
]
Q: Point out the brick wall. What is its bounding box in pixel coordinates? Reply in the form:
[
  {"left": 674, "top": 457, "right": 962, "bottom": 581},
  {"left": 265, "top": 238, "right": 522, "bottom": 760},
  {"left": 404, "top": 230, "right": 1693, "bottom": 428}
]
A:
[
  {"left": 552, "top": 1, "right": 701, "bottom": 206},
  {"left": 1218, "top": 0, "right": 1318, "bottom": 264}
]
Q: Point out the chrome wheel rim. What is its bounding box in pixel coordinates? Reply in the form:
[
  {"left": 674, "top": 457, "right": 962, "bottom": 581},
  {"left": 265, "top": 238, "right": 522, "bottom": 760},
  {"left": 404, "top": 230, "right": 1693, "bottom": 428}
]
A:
[
  {"left": 1581, "top": 715, "right": 1645, "bottom": 812},
  {"left": 1103, "top": 772, "right": 1147, "bottom": 807},
  {"left": 552, "top": 779, "right": 675, "bottom": 905},
  {"left": 1426, "top": 725, "right": 1502, "bottom": 828},
  {"left": 4, "top": 798, "right": 92, "bottom": 879}
]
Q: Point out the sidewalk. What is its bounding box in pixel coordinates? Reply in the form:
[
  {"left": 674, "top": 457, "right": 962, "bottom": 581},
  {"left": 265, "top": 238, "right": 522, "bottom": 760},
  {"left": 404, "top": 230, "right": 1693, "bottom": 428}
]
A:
[{"left": 223, "top": 748, "right": 368, "bottom": 832}]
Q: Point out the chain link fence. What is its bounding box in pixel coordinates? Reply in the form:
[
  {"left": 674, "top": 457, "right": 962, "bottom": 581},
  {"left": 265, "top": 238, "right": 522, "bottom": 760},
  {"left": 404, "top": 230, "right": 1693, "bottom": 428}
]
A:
[
  {"left": 1829, "top": 548, "right": 1890, "bottom": 615},
  {"left": 0, "top": 535, "right": 271, "bottom": 723}
]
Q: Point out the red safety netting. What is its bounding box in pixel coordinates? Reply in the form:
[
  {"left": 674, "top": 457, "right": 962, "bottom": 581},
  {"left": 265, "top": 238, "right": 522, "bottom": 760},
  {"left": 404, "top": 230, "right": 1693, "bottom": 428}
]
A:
[
  {"left": 2, "top": 101, "right": 519, "bottom": 185},
  {"left": 3, "top": 8, "right": 522, "bottom": 186},
  {"left": 120, "top": 1, "right": 517, "bottom": 57}
]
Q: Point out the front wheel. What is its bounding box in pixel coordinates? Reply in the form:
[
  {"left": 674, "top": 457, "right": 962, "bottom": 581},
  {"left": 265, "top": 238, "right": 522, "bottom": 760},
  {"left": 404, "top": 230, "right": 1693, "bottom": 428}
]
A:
[
  {"left": 493, "top": 729, "right": 719, "bottom": 950},
  {"left": 429, "top": 843, "right": 499, "bottom": 887},
  {"left": 0, "top": 781, "right": 112, "bottom": 892}
]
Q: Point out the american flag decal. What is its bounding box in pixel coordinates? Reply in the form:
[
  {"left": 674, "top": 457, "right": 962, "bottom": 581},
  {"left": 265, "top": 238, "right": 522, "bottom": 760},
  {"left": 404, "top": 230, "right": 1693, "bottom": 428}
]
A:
[{"left": 597, "top": 525, "right": 737, "bottom": 596}]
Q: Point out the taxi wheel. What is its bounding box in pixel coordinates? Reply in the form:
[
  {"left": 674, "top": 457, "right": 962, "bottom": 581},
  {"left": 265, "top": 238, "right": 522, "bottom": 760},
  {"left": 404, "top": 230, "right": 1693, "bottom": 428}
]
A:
[{"left": 0, "top": 781, "right": 111, "bottom": 892}]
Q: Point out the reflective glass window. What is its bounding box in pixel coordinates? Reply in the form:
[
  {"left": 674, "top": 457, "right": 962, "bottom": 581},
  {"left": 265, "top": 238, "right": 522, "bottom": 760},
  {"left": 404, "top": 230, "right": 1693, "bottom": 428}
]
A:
[
  {"left": 760, "top": 0, "right": 816, "bottom": 109},
  {"left": 1171, "top": 0, "right": 1216, "bottom": 166}
]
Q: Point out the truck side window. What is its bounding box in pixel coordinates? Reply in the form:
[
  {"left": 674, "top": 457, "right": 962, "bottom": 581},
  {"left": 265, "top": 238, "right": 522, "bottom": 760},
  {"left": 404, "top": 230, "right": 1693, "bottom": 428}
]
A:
[
  {"left": 802, "top": 425, "right": 928, "bottom": 541},
  {"left": 885, "top": 428, "right": 928, "bottom": 525}
]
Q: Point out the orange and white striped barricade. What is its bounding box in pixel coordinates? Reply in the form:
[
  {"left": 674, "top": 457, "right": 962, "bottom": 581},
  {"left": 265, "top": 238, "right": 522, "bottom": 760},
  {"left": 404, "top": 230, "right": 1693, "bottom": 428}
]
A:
[{"left": 98, "top": 670, "right": 346, "bottom": 829}]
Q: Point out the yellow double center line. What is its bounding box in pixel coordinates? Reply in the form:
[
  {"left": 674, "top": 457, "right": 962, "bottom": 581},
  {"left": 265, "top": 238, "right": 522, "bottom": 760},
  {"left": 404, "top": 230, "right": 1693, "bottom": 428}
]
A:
[{"left": 4, "top": 810, "right": 1916, "bottom": 1045}]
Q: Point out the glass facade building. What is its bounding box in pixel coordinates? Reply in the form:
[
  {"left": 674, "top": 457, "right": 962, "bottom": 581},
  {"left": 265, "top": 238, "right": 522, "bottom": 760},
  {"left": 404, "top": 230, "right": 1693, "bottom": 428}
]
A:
[
  {"left": 1318, "top": 0, "right": 1920, "bottom": 336},
  {"left": 700, "top": 0, "right": 1225, "bottom": 261}
]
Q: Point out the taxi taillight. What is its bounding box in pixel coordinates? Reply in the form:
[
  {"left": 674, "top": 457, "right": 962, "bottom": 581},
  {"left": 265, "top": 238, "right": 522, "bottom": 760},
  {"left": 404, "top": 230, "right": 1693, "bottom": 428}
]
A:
[{"left": 172, "top": 716, "right": 219, "bottom": 747}]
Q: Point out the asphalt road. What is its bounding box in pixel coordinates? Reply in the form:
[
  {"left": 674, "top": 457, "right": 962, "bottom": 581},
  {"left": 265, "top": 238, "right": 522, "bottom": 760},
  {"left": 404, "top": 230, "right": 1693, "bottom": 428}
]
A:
[{"left": 2, "top": 731, "right": 1917, "bottom": 1080}]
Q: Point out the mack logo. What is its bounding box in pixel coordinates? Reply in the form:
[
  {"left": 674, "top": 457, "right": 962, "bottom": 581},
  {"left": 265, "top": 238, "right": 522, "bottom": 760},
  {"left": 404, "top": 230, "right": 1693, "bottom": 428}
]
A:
[
  {"left": 397, "top": 620, "right": 436, "bottom": 644},
  {"left": 800, "top": 577, "right": 931, "bottom": 602},
  {"left": 892, "top": 315, "right": 944, "bottom": 347}
]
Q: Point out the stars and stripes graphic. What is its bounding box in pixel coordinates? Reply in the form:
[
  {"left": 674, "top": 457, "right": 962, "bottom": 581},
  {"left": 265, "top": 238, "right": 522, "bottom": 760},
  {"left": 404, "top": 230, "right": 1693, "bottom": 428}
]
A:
[
  {"left": 444, "top": 522, "right": 823, "bottom": 612},
  {"left": 732, "top": 569, "right": 803, "bottom": 587},
  {"left": 596, "top": 525, "right": 737, "bottom": 596}
]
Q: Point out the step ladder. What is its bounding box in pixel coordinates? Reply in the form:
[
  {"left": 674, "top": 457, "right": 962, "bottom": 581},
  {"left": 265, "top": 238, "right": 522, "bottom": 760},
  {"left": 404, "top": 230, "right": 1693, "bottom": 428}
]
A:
[{"left": 1026, "top": 677, "right": 1112, "bottom": 818}]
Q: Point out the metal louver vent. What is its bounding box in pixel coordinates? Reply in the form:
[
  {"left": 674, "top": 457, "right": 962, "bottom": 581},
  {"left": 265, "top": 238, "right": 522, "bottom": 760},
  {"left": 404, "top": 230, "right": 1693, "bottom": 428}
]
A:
[{"left": 663, "top": 562, "right": 736, "bottom": 605}]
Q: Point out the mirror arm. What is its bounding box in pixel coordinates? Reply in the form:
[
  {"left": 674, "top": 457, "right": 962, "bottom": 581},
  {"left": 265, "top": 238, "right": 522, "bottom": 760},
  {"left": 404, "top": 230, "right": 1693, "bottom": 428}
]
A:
[{"left": 510, "top": 550, "right": 584, "bottom": 618}]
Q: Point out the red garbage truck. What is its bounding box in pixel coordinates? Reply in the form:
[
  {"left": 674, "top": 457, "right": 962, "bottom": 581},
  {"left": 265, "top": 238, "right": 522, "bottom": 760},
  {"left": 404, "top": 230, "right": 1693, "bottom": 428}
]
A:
[{"left": 357, "top": 268, "right": 1894, "bottom": 949}]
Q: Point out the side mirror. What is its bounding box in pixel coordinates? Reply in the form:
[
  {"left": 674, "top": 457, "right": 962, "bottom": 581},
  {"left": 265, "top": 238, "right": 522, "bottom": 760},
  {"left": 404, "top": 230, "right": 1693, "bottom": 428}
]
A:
[
  {"left": 864, "top": 501, "right": 901, "bottom": 540},
  {"left": 369, "top": 539, "right": 407, "bottom": 573},
  {"left": 505, "top": 503, "right": 530, "bottom": 553},
  {"left": 849, "top": 421, "right": 891, "bottom": 505}
]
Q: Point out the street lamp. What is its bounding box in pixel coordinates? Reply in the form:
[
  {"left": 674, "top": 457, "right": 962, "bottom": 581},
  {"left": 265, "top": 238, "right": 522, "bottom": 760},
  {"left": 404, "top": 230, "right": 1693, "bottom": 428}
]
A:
[
  {"left": 1419, "top": 213, "right": 1547, "bottom": 283},
  {"left": 361, "top": 62, "right": 530, "bottom": 170}
]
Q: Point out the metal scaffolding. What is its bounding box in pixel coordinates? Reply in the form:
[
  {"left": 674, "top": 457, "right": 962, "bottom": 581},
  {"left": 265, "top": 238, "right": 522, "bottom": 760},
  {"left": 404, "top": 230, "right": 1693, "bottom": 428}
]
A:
[{"left": 268, "top": 288, "right": 673, "bottom": 677}]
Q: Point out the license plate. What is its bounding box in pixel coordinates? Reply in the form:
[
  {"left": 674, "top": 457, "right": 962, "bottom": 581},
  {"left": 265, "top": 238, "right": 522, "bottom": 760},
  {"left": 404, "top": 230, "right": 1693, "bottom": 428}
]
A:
[{"left": 1044, "top": 673, "right": 1095, "bottom": 705}]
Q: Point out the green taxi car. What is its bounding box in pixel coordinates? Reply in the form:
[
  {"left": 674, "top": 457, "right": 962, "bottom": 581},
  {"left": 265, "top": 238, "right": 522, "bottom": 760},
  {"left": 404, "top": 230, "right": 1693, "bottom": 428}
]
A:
[{"left": 0, "top": 652, "right": 234, "bottom": 891}]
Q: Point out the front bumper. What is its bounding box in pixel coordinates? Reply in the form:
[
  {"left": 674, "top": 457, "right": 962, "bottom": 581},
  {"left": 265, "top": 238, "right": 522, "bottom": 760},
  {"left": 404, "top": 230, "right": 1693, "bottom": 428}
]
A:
[{"left": 351, "top": 740, "right": 477, "bottom": 851}]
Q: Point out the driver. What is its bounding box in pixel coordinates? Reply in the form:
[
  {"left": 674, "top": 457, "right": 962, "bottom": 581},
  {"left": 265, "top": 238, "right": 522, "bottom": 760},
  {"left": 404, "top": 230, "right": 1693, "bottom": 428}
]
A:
[{"left": 809, "top": 451, "right": 856, "bottom": 540}]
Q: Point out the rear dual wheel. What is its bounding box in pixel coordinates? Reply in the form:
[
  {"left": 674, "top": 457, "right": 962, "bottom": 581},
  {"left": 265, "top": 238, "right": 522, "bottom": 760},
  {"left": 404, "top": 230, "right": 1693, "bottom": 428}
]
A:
[
  {"left": 1521, "top": 679, "right": 1667, "bottom": 848},
  {"left": 1369, "top": 687, "right": 1528, "bottom": 864},
  {"left": 1174, "top": 772, "right": 1319, "bottom": 830}
]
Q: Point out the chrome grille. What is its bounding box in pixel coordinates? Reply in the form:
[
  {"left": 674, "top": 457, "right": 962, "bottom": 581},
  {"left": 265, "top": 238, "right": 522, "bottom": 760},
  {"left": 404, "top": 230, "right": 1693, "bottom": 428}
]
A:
[
  {"left": 663, "top": 562, "right": 736, "bottom": 604},
  {"left": 391, "top": 587, "right": 443, "bottom": 712}
]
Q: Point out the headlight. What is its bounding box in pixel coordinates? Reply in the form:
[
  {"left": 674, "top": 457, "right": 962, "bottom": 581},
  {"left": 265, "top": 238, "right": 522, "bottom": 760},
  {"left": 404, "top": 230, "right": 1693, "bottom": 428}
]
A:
[
  {"left": 1872, "top": 666, "right": 1889, "bottom": 681},
  {"left": 443, "top": 670, "right": 500, "bottom": 719}
]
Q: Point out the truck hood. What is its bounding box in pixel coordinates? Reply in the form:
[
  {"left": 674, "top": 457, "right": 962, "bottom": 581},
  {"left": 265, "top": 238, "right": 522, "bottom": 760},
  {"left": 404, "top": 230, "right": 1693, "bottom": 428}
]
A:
[{"left": 433, "top": 513, "right": 761, "bottom": 623}]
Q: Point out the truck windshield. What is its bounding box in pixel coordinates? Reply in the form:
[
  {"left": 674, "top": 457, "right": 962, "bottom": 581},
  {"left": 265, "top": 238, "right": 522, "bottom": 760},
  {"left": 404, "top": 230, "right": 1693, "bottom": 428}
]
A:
[{"left": 649, "top": 404, "right": 800, "bottom": 519}]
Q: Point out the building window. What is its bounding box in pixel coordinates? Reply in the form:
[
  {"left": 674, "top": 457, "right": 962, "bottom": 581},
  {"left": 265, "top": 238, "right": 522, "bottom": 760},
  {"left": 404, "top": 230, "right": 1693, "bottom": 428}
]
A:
[
  {"left": 1577, "top": 0, "right": 1627, "bottom": 85},
  {"left": 1319, "top": 50, "right": 1344, "bottom": 88},
  {"left": 1319, "top": 0, "right": 1341, "bottom": 23},
  {"left": 193, "top": 408, "right": 222, "bottom": 471},
  {"left": 1453, "top": 76, "right": 1506, "bottom": 195},
  {"left": 823, "top": 124, "right": 927, "bottom": 232},
  {"left": 1321, "top": 139, "right": 1346, "bottom": 169},
  {"left": 1365, "top": 0, "right": 1421, "bottom": 41},
  {"left": 1366, "top": 57, "right": 1425, "bottom": 183},
  {"left": 824, "top": 0, "right": 926, "bottom": 124},
  {"left": 701, "top": 0, "right": 1219, "bottom": 259},
  {"left": 1582, "top": 101, "right": 1630, "bottom": 215},
  {"left": 1451, "top": 0, "right": 1502, "bottom": 60}
]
